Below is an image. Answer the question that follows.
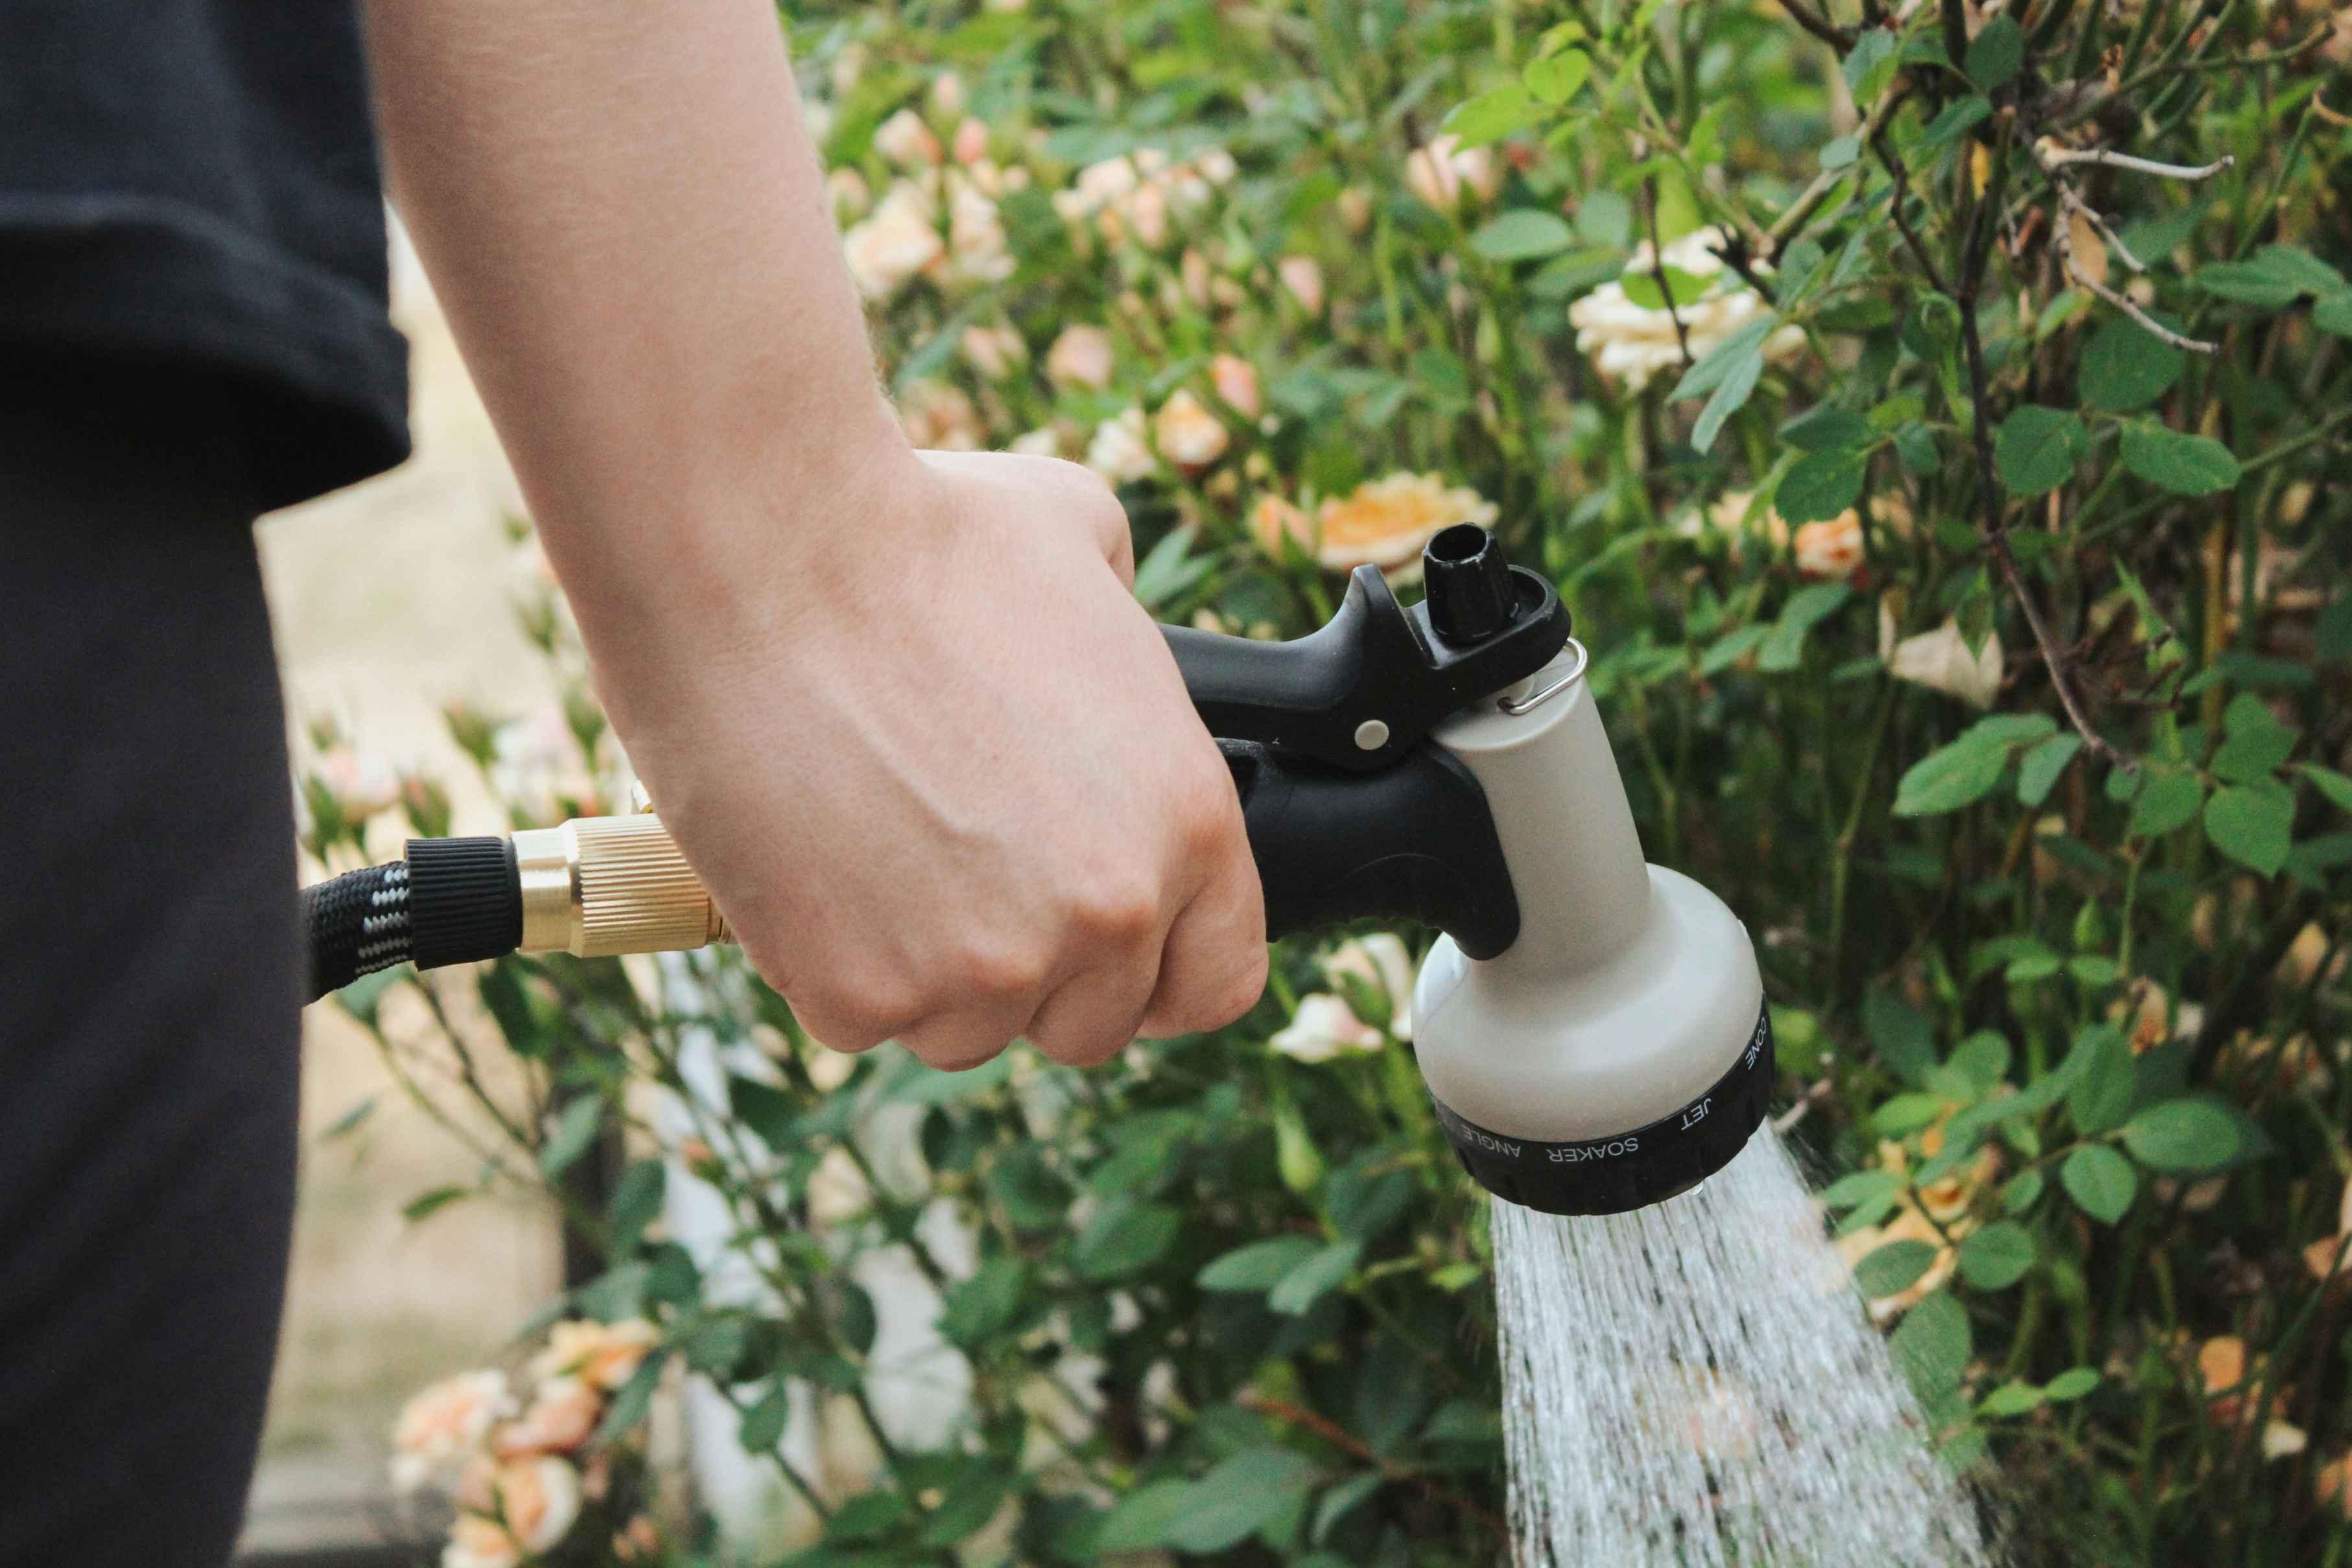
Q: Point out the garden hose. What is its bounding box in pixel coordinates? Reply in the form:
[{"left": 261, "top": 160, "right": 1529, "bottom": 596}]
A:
[{"left": 300, "top": 525, "right": 1775, "bottom": 1215}]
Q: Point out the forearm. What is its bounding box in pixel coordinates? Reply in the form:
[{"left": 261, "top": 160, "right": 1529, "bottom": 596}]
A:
[{"left": 362, "top": 0, "right": 914, "bottom": 649}]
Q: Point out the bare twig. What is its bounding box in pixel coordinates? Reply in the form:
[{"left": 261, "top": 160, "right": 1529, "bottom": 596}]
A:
[
  {"left": 1643, "top": 176, "right": 1693, "bottom": 369},
  {"left": 1870, "top": 130, "right": 1951, "bottom": 294},
  {"left": 2032, "top": 138, "right": 2226, "bottom": 351},
  {"left": 2036, "top": 145, "right": 2237, "bottom": 181},
  {"left": 1775, "top": 0, "right": 1858, "bottom": 51}
]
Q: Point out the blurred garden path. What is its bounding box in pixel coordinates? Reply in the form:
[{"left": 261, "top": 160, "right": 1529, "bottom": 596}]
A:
[{"left": 241, "top": 237, "right": 563, "bottom": 1554}]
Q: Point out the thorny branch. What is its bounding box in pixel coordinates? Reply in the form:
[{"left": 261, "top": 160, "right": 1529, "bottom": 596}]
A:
[
  {"left": 1951, "top": 144, "right": 2137, "bottom": 769},
  {"left": 1236, "top": 1390, "right": 1509, "bottom": 1539},
  {"left": 1774, "top": 0, "right": 1857, "bottom": 52}
]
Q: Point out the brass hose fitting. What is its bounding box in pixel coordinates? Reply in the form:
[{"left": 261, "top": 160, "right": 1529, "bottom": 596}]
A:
[{"left": 511, "top": 813, "right": 729, "bottom": 959}]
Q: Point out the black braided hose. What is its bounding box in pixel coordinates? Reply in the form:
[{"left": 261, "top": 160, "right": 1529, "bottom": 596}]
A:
[
  {"left": 301, "top": 860, "right": 412, "bottom": 999},
  {"left": 301, "top": 836, "right": 523, "bottom": 1002}
]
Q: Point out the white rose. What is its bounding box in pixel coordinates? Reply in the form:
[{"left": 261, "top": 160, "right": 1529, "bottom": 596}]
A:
[
  {"left": 1046, "top": 324, "right": 1116, "bottom": 390},
  {"left": 873, "top": 107, "right": 942, "bottom": 169},
  {"left": 1323, "top": 933, "right": 1416, "bottom": 1040},
  {"left": 1085, "top": 407, "right": 1157, "bottom": 484},
  {"left": 1270, "top": 993, "right": 1386, "bottom": 1063},
  {"left": 392, "top": 1371, "right": 512, "bottom": 1492},
  {"left": 1880, "top": 609, "right": 2005, "bottom": 709},
  {"left": 841, "top": 182, "right": 943, "bottom": 299},
  {"left": 1153, "top": 390, "right": 1229, "bottom": 471}
]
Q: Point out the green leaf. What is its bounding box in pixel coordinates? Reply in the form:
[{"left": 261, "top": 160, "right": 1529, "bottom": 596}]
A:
[
  {"left": 609, "top": 1158, "right": 666, "bottom": 1247},
  {"left": 2004, "top": 1169, "right": 2046, "bottom": 1214},
  {"left": 2062, "top": 1144, "right": 2138, "bottom": 1223},
  {"left": 2121, "top": 423, "right": 2241, "bottom": 495},
  {"left": 1781, "top": 404, "right": 1873, "bottom": 452},
  {"left": 1965, "top": 14, "right": 2023, "bottom": 89},
  {"left": 1874, "top": 1092, "right": 1949, "bottom": 1136},
  {"left": 1269, "top": 1239, "right": 1362, "bottom": 1315},
  {"left": 1667, "top": 316, "right": 1781, "bottom": 401},
  {"left": 595, "top": 1350, "right": 666, "bottom": 1445},
  {"left": 1978, "top": 1380, "right": 2044, "bottom": 1417},
  {"left": 1197, "top": 1235, "right": 1322, "bottom": 1293},
  {"left": 2044, "top": 1367, "right": 2102, "bottom": 1402},
  {"left": 940, "top": 1258, "right": 1029, "bottom": 1347},
  {"left": 737, "top": 1383, "right": 794, "bottom": 1453},
  {"left": 320, "top": 1095, "right": 378, "bottom": 1142},
  {"left": 1472, "top": 209, "right": 1576, "bottom": 262},
  {"left": 1854, "top": 1239, "right": 1940, "bottom": 1297},
  {"left": 2065, "top": 1024, "right": 2136, "bottom": 1136},
  {"left": 2301, "top": 764, "right": 2352, "bottom": 813},
  {"left": 2315, "top": 294, "right": 2352, "bottom": 338},
  {"left": 1523, "top": 48, "right": 1592, "bottom": 106},
  {"left": 402, "top": 1184, "right": 471, "bottom": 1223},
  {"left": 540, "top": 1095, "right": 606, "bottom": 1178},
  {"left": 2079, "top": 317, "right": 2185, "bottom": 412},
  {"left": 1621, "top": 264, "right": 1714, "bottom": 310},
  {"left": 1689, "top": 346, "right": 1764, "bottom": 454},
  {"left": 1758, "top": 583, "right": 1853, "bottom": 672},
  {"left": 1894, "top": 737, "right": 2009, "bottom": 817},
  {"left": 1958, "top": 1221, "right": 2036, "bottom": 1289},
  {"left": 1863, "top": 988, "right": 1937, "bottom": 1083},
  {"left": 1919, "top": 96, "right": 1993, "bottom": 150},
  {"left": 1777, "top": 448, "right": 1868, "bottom": 524},
  {"left": 2205, "top": 784, "right": 2293, "bottom": 876},
  {"left": 1994, "top": 405, "right": 2084, "bottom": 497},
  {"left": 1164, "top": 1449, "right": 1319, "bottom": 1554},
  {"left": 2212, "top": 694, "right": 2298, "bottom": 784},
  {"left": 2128, "top": 771, "right": 2205, "bottom": 837},
  {"left": 2122, "top": 1099, "right": 2241, "bottom": 1173},
  {"left": 1073, "top": 1203, "right": 1182, "bottom": 1280},
  {"left": 2017, "top": 733, "right": 2084, "bottom": 806},
  {"left": 2196, "top": 244, "right": 2347, "bottom": 307},
  {"left": 1822, "top": 1169, "right": 1904, "bottom": 1210},
  {"left": 1442, "top": 84, "right": 1538, "bottom": 150},
  {"left": 1820, "top": 135, "right": 1861, "bottom": 170},
  {"left": 1842, "top": 28, "right": 1899, "bottom": 95},
  {"left": 1094, "top": 1480, "right": 1195, "bottom": 1553},
  {"left": 1890, "top": 1290, "right": 1972, "bottom": 1393},
  {"left": 727, "top": 1074, "right": 802, "bottom": 1148}
]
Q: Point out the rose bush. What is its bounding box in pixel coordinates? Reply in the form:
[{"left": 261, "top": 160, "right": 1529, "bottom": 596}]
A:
[{"left": 316, "top": 0, "right": 2352, "bottom": 1562}]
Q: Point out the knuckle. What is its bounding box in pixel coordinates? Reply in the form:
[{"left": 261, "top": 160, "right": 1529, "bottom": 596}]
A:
[
  {"left": 900, "top": 1018, "right": 1016, "bottom": 1074},
  {"left": 1029, "top": 1022, "right": 1131, "bottom": 1069},
  {"left": 946, "top": 941, "right": 1050, "bottom": 1003},
  {"left": 1068, "top": 880, "right": 1161, "bottom": 946}
]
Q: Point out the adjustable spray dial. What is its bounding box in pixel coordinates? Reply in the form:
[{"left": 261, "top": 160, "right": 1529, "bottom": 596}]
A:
[{"left": 300, "top": 526, "right": 1771, "bottom": 1217}]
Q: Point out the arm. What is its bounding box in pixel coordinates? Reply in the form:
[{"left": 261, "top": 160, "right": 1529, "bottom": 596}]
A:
[{"left": 364, "top": 0, "right": 1266, "bottom": 1066}]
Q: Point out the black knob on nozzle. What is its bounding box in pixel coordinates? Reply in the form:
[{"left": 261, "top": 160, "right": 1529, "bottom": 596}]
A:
[{"left": 1422, "top": 524, "right": 1518, "bottom": 646}]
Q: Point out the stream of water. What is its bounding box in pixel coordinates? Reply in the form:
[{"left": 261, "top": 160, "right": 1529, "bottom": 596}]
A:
[{"left": 1492, "top": 1124, "right": 1993, "bottom": 1567}]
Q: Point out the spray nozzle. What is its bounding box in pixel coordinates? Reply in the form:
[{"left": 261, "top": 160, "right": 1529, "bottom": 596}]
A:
[{"left": 300, "top": 526, "right": 1769, "bottom": 1216}]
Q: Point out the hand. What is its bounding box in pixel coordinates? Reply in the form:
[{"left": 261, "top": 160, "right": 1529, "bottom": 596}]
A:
[{"left": 583, "top": 447, "right": 1269, "bottom": 1070}]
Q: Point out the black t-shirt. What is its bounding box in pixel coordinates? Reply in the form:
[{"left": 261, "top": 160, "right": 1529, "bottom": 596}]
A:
[{"left": 0, "top": 0, "right": 411, "bottom": 511}]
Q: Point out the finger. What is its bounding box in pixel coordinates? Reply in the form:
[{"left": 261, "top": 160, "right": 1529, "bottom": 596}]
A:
[
  {"left": 1136, "top": 847, "right": 1267, "bottom": 1040},
  {"left": 1024, "top": 940, "right": 1164, "bottom": 1068},
  {"left": 896, "top": 994, "right": 1042, "bottom": 1075}
]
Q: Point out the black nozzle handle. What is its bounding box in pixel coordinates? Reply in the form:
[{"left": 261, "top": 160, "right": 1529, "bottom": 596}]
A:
[
  {"left": 1219, "top": 738, "right": 1519, "bottom": 959},
  {"left": 1161, "top": 550, "right": 1570, "bottom": 775}
]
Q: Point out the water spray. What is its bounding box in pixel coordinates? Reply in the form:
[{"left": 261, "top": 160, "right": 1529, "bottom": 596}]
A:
[{"left": 302, "top": 522, "right": 1771, "bottom": 1219}]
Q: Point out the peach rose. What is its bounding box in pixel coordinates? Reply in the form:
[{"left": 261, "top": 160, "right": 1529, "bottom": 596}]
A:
[
  {"left": 1250, "top": 494, "right": 1313, "bottom": 560},
  {"left": 488, "top": 1455, "right": 583, "bottom": 1554},
  {"left": 1313, "top": 472, "right": 1498, "bottom": 572},
  {"left": 1153, "top": 390, "right": 1229, "bottom": 471},
  {"left": 842, "top": 181, "right": 943, "bottom": 299},
  {"left": 1210, "top": 354, "right": 1262, "bottom": 419},
  {"left": 1269, "top": 993, "right": 1386, "bottom": 1063},
  {"left": 530, "top": 1318, "right": 659, "bottom": 1392},
  {"left": 392, "top": 1371, "right": 511, "bottom": 1493},
  {"left": 952, "top": 117, "right": 990, "bottom": 165},
  {"left": 873, "top": 108, "right": 942, "bottom": 169},
  {"left": 1046, "top": 324, "right": 1116, "bottom": 391},
  {"left": 898, "top": 380, "right": 983, "bottom": 451},
  {"left": 493, "top": 1377, "right": 602, "bottom": 1457},
  {"left": 960, "top": 323, "right": 1026, "bottom": 380},
  {"left": 442, "top": 1514, "right": 522, "bottom": 1568},
  {"left": 1405, "top": 134, "right": 1499, "bottom": 211},
  {"left": 1277, "top": 255, "right": 1325, "bottom": 316},
  {"left": 1794, "top": 511, "right": 1865, "bottom": 581}
]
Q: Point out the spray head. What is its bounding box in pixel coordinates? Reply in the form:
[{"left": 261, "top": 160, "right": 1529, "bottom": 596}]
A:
[{"left": 300, "top": 530, "right": 1767, "bottom": 1215}]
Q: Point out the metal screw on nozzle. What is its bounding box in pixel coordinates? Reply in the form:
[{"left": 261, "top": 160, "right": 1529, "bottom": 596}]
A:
[{"left": 1423, "top": 524, "right": 1518, "bottom": 645}]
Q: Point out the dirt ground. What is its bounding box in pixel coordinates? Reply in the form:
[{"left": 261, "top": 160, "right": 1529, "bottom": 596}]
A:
[{"left": 242, "top": 242, "right": 567, "bottom": 1554}]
